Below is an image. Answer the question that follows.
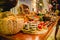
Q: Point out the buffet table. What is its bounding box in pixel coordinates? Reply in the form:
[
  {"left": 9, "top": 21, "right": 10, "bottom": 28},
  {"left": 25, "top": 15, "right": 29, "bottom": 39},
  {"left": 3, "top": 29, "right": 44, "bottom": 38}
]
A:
[{"left": 2, "top": 21, "right": 56, "bottom": 40}]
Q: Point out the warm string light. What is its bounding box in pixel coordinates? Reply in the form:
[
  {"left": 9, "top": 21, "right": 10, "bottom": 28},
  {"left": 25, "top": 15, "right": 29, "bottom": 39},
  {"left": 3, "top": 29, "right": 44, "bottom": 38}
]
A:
[{"left": 39, "top": 3, "right": 43, "bottom": 6}]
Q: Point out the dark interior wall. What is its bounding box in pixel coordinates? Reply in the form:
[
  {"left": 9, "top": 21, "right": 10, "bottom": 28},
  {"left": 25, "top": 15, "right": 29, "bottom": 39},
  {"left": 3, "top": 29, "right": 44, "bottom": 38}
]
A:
[
  {"left": 0, "top": 0, "right": 18, "bottom": 12},
  {"left": 57, "top": 0, "right": 60, "bottom": 4}
]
